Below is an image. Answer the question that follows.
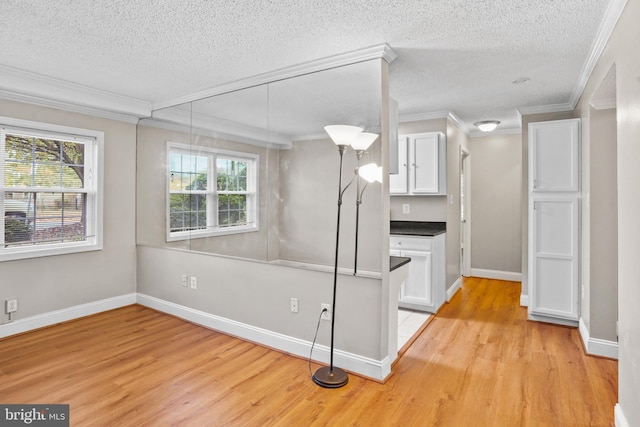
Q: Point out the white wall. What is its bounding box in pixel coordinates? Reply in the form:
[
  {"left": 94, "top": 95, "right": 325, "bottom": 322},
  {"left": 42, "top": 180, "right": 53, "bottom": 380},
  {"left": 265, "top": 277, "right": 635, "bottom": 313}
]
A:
[
  {"left": 278, "top": 137, "right": 384, "bottom": 272},
  {"left": 136, "top": 246, "right": 384, "bottom": 361},
  {"left": 469, "top": 133, "right": 522, "bottom": 275},
  {"left": 588, "top": 107, "right": 618, "bottom": 342},
  {"left": 0, "top": 99, "right": 137, "bottom": 321},
  {"left": 571, "top": 0, "right": 640, "bottom": 422}
]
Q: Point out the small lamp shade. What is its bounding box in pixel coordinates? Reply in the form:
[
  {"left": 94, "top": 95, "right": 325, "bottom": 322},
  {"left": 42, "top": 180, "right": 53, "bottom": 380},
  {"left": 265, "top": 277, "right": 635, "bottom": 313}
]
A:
[
  {"left": 358, "top": 163, "right": 383, "bottom": 183},
  {"left": 324, "top": 125, "right": 363, "bottom": 146},
  {"left": 350, "top": 132, "right": 378, "bottom": 151}
]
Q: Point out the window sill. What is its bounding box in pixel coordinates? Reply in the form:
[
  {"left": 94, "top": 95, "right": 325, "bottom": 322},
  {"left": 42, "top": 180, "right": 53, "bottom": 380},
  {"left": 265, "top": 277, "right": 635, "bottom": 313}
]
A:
[
  {"left": 0, "top": 239, "right": 102, "bottom": 262},
  {"left": 167, "top": 224, "right": 258, "bottom": 242}
]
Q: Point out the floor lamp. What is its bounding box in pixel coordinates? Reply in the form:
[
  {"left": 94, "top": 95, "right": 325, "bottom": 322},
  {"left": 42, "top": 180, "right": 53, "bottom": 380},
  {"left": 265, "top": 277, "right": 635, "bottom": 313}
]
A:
[
  {"left": 351, "top": 134, "right": 379, "bottom": 275},
  {"left": 312, "top": 125, "right": 378, "bottom": 389}
]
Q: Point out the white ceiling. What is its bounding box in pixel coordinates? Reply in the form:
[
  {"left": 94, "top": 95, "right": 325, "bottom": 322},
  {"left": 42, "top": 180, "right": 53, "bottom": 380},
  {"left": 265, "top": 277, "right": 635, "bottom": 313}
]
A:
[{"left": 0, "top": 0, "right": 620, "bottom": 135}]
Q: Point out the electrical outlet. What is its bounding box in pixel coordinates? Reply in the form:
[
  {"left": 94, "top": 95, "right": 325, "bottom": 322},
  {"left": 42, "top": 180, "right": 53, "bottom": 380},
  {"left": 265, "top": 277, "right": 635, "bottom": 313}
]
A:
[
  {"left": 321, "top": 303, "right": 331, "bottom": 321},
  {"left": 190, "top": 276, "right": 198, "bottom": 289},
  {"left": 181, "top": 274, "right": 188, "bottom": 287},
  {"left": 6, "top": 299, "right": 18, "bottom": 314},
  {"left": 402, "top": 203, "right": 410, "bottom": 214},
  {"left": 290, "top": 297, "right": 299, "bottom": 313}
]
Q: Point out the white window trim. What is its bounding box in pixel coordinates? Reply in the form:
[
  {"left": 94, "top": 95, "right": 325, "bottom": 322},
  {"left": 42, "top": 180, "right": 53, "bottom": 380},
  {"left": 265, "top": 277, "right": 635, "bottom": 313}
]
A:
[
  {"left": 166, "top": 141, "right": 259, "bottom": 242},
  {"left": 0, "top": 116, "right": 104, "bottom": 262}
]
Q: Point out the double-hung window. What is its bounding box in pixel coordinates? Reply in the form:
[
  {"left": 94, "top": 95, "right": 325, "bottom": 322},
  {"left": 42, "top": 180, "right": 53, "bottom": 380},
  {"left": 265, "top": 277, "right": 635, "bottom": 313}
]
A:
[
  {"left": 167, "top": 142, "right": 258, "bottom": 241},
  {"left": 0, "top": 117, "right": 103, "bottom": 261}
]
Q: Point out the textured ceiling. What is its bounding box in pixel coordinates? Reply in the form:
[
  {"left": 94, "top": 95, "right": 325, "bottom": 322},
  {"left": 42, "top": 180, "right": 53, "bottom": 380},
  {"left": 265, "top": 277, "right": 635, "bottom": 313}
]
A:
[{"left": 0, "top": 0, "right": 613, "bottom": 133}]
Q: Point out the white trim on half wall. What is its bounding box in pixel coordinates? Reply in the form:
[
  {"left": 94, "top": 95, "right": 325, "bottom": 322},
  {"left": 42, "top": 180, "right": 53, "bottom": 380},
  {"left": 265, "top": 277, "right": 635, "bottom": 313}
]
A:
[{"left": 136, "top": 293, "right": 392, "bottom": 381}]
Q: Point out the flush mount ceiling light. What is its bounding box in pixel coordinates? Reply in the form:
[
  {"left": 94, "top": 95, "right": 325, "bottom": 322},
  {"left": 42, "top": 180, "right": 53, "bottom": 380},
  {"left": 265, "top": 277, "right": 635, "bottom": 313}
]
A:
[{"left": 474, "top": 120, "right": 501, "bottom": 132}]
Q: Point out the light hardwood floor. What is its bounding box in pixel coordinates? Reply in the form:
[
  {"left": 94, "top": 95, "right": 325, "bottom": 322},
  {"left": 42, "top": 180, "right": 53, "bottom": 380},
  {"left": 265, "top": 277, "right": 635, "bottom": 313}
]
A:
[{"left": 0, "top": 277, "right": 617, "bottom": 426}]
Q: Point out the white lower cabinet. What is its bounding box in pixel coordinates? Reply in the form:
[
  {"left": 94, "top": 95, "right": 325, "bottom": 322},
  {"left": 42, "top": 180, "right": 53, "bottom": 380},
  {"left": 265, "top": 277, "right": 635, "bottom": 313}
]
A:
[{"left": 390, "top": 234, "right": 445, "bottom": 313}]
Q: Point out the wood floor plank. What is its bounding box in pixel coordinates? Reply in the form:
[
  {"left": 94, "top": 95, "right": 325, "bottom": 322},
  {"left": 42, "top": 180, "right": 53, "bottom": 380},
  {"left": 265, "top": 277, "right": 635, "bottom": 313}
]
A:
[{"left": 0, "top": 278, "right": 617, "bottom": 426}]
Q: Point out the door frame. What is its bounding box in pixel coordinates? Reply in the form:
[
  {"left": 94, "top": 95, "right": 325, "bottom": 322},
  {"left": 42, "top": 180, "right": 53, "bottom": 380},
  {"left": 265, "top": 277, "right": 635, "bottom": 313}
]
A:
[{"left": 460, "top": 148, "right": 471, "bottom": 277}]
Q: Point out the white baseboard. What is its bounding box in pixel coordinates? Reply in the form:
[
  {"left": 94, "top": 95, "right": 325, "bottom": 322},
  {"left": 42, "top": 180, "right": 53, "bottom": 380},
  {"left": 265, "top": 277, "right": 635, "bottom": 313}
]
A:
[
  {"left": 446, "top": 277, "right": 462, "bottom": 301},
  {"left": 136, "top": 293, "right": 391, "bottom": 381},
  {"left": 0, "top": 293, "right": 137, "bottom": 339},
  {"left": 615, "top": 403, "right": 630, "bottom": 427},
  {"left": 528, "top": 312, "right": 578, "bottom": 327},
  {"left": 579, "top": 317, "right": 618, "bottom": 359},
  {"left": 471, "top": 268, "right": 522, "bottom": 282},
  {"left": 520, "top": 294, "right": 529, "bottom": 307}
]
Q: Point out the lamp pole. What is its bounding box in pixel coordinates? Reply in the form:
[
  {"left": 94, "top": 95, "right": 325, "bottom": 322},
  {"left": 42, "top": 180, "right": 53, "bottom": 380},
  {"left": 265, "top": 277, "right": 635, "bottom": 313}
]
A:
[
  {"left": 353, "top": 150, "right": 365, "bottom": 275},
  {"left": 312, "top": 144, "right": 350, "bottom": 388}
]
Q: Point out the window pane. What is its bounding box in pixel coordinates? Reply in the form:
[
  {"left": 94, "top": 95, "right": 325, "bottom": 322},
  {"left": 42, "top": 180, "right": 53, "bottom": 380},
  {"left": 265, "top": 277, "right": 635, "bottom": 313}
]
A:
[
  {"left": 4, "top": 135, "right": 85, "bottom": 189},
  {"left": 5, "top": 135, "right": 33, "bottom": 162},
  {"left": 187, "top": 173, "right": 207, "bottom": 191},
  {"left": 218, "top": 194, "right": 247, "bottom": 227},
  {"left": 62, "top": 164, "right": 84, "bottom": 188},
  {"left": 33, "top": 164, "right": 61, "bottom": 187},
  {"left": 169, "top": 212, "right": 184, "bottom": 231},
  {"left": 168, "top": 193, "right": 207, "bottom": 232},
  {"left": 169, "top": 194, "right": 185, "bottom": 212},
  {"left": 217, "top": 158, "right": 248, "bottom": 192},
  {"left": 4, "top": 160, "right": 32, "bottom": 186},
  {"left": 4, "top": 191, "right": 87, "bottom": 247}
]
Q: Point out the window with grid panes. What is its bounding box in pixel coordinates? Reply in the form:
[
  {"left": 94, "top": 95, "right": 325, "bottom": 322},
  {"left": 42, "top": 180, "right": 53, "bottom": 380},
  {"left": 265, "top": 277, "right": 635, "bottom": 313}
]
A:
[
  {"left": 0, "top": 117, "right": 103, "bottom": 261},
  {"left": 167, "top": 142, "right": 257, "bottom": 241}
]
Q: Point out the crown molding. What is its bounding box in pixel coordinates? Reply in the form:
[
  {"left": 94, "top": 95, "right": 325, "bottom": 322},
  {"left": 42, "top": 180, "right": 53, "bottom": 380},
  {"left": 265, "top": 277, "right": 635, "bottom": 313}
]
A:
[
  {"left": 517, "top": 102, "right": 575, "bottom": 116},
  {"left": 0, "top": 65, "right": 151, "bottom": 121},
  {"left": 447, "top": 111, "right": 471, "bottom": 136},
  {"left": 398, "top": 110, "right": 472, "bottom": 136},
  {"left": 142, "top": 107, "right": 292, "bottom": 149},
  {"left": 153, "top": 44, "right": 397, "bottom": 111},
  {"left": 590, "top": 97, "right": 616, "bottom": 110},
  {"left": 568, "top": 0, "right": 628, "bottom": 108},
  {"left": 398, "top": 110, "right": 450, "bottom": 123},
  {"left": 0, "top": 89, "right": 142, "bottom": 124}
]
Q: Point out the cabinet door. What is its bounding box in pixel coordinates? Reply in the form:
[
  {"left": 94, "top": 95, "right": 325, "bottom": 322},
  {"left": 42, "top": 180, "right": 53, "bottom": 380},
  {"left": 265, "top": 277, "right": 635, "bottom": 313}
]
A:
[
  {"left": 390, "top": 136, "right": 408, "bottom": 194},
  {"left": 411, "top": 134, "right": 439, "bottom": 193},
  {"left": 530, "top": 197, "right": 580, "bottom": 320},
  {"left": 530, "top": 119, "right": 580, "bottom": 192},
  {"left": 399, "top": 249, "right": 433, "bottom": 308}
]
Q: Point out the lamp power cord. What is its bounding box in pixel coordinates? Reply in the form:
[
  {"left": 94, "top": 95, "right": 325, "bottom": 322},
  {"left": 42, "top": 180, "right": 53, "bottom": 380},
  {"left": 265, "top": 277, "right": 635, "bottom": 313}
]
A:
[{"left": 308, "top": 307, "right": 328, "bottom": 379}]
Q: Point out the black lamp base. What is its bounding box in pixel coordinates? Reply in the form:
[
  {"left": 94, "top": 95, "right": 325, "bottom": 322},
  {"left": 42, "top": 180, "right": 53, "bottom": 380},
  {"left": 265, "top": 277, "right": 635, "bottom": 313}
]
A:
[{"left": 312, "top": 366, "right": 349, "bottom": 388}]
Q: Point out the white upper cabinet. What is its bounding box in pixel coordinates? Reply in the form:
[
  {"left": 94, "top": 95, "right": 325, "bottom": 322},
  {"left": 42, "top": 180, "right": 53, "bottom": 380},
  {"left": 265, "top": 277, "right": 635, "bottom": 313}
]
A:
[
  {"left": 411, "top": 133, "right": 439, "bottom": 193},
  {"left": 389, "top": 136, "right": 408, "bottom": 194},
  {"left": 391, "top": 132, "right": 446, "bottom": 195},
  {"left": 530, "top": 119, "right": 580, "bottom": 192}
]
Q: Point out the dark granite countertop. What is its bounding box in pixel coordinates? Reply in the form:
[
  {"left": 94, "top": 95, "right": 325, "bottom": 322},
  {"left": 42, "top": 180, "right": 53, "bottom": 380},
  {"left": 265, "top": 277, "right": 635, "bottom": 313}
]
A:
[
  {"left": 390, "top": 256, "right": 411, "bottom": 271},
  {"left": 390, "top": 220, "right": 446, "bottom": 236}
]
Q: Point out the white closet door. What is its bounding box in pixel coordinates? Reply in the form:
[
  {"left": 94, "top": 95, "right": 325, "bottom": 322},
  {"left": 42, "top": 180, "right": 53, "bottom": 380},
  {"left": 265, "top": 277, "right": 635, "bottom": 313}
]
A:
[
  {"left": 530, "top": 197, "right": 580, "bottom": 320},
  {"left": 530, "top": 119, "right": 580, "bottom": 192}
]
